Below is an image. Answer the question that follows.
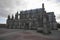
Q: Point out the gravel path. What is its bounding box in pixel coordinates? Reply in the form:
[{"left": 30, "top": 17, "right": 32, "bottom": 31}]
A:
[{"left": 0, "top": 28, "right": 60, "bottom": 40}]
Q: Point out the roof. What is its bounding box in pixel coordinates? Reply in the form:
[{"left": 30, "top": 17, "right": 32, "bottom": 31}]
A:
[{"left": 20, "top": 8, "right": 42, "bottom": 14}]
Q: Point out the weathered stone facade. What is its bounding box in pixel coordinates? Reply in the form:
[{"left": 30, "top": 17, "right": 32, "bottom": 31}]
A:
[{"left": 6, "top": 3, "right": 57, "bottom": 34}]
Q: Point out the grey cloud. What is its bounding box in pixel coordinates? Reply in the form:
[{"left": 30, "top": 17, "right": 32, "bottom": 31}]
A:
[
  {"left": 0, "top": 0, "right": 15, "bottom": 8},
  {"left": 0, "top": 0, "right": 16, "bottom": 18},
  {"left": 47, "top": 0, "right": 60, "bottom": 3},
  {"left": 0, "top": 0, "right": 27, "bottom": 18},
  {"left": 56, "top": 14, "right": 60, "bottom": 20},
  {"left": 55, "top": 0, "right": 60, "bottom": 3}
]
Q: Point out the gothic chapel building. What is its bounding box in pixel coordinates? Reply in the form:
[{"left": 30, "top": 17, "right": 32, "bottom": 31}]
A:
[{"left": 7, "top": 3, "right": 57, "bottom": 34}]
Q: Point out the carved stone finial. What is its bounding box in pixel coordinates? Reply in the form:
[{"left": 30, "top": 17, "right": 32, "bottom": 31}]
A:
[
  {"left": 16, "top": 11, "right": 18, "bottom": 14},
  {"left": 15, "top": 11, "right": 18, "bottom": 20},
  {"left": 8, "top": 15, "right": 10, "bottom": 20},
  {"left": 12, "top": 15, "right": 14, "bottom": 20}
]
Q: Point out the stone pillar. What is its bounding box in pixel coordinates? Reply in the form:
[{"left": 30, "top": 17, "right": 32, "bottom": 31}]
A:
[
  {"left": 49, "top": 23, "right": 52, "bottom": 31},
  {"left": 53, "top": 22, "right": 57, "bottom": 30},
  {"left": 43, "top": 24, "right": 48, "bottom": 34},
  {"left": 43, "top": 15, "right": 50, "bottom": 34},
  {"left": 19, "top": 22, "right": 21, "bottom": 29},
  {"left": 29, "top": 22, "right": 31, "bottom": 30},
  {"left": 43, "top": 17, "right": 48, "bottom": 34}
]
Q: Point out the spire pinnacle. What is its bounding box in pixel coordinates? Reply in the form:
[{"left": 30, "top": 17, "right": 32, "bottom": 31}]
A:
[
  {"left": 8, "top": 15, "right": 10, "bottom": 20},
  {"left": 42, "top": 3, "right": 44, "bottom": 8},
  {"left": 12, "top": 14, "right": 14, "bottom": 20},
  {"left": 42, "top": 3, "right": 45, "bottom": 11}
]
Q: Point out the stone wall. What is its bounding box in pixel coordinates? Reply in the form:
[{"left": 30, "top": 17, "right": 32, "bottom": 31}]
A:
[{"left": 0, "top": 24, "right": 6, "bottom": 28}]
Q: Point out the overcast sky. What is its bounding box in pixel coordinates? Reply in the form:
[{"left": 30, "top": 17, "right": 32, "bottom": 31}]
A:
[{"left": 0, "top": 0, "right": 60, "bottom": 24}]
